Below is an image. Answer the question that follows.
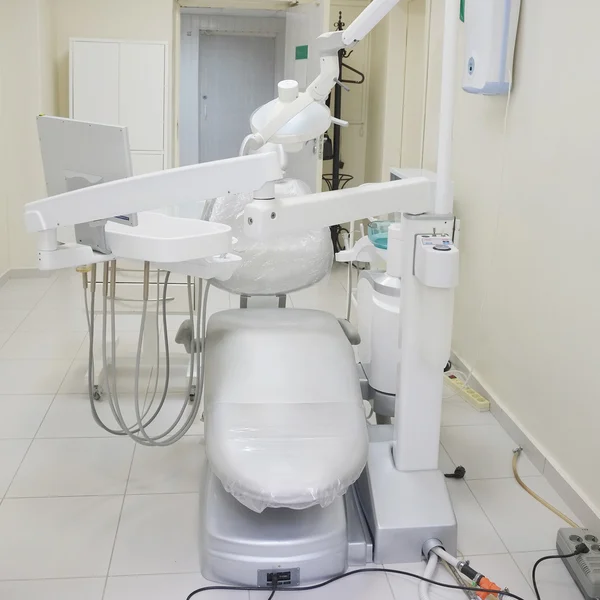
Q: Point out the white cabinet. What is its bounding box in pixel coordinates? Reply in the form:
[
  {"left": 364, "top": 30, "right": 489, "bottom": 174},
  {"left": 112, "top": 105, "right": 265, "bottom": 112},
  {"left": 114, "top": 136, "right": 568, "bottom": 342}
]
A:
[
  {"left": 131, "top": 153, "right": 166, "bottom": 176},
  {"left": 70, "top": 38, "right": 169, "bottom": 170},
  {"left": 71, "top": 41, "right": 120, "bottom": 125},
  {"left": 71, "top": 39, "right": 177, "bottom": 311}
]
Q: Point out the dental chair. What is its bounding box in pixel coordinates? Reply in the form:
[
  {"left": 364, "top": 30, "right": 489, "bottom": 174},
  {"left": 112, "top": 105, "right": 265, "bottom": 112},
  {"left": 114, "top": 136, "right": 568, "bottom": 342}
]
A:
[
  {"left": 24, "top": 0, "right": 460, "bottom": 589},
  {"left": 201, "top": 307, "right": 369, "bottom": 585}
]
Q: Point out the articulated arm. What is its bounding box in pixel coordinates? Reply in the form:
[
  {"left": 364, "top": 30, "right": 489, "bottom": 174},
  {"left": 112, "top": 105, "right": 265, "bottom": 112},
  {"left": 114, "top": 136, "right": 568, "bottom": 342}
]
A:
[
  {"left": 24, "top": 152, "right": 283, "bottom": 270},
  {"left": 25, "top": 153, "right": 282, "bottom": 234},
  {"left": 244, "top": 176, "right": 435, "bottom": 239}
]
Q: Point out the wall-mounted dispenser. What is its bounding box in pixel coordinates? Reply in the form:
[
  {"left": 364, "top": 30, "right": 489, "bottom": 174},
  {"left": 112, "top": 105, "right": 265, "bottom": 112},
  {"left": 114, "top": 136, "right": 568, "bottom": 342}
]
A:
[{"left": 461, "top": 0, "right": 521, "bottom": 95}]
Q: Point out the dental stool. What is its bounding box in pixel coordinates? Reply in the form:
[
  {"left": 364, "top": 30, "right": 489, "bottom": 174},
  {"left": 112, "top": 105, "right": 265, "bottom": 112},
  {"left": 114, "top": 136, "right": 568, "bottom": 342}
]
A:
[{"left": 200, "top": 308, "right": 369, "bottom": 586}]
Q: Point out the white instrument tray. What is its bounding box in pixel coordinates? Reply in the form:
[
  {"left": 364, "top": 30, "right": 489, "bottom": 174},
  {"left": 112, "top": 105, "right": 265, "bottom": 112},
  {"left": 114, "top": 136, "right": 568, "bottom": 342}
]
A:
[{"left": 106, "top": 212, "right": 231, "bottom": 264}]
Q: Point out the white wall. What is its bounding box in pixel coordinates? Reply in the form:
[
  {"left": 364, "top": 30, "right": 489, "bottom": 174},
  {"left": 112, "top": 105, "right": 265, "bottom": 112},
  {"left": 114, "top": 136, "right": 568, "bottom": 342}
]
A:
[
  {"left": 0, "top": 0, "right": 176, "bottom": 270},
  {"left": 0, "top": 0, "right": 57, "bottom": 270},
  {"left": 408, "top": 0, "right": 600, "bottom": 515},
  {"left": 364, "top": 3, "right": 407, "bottom": 183}
]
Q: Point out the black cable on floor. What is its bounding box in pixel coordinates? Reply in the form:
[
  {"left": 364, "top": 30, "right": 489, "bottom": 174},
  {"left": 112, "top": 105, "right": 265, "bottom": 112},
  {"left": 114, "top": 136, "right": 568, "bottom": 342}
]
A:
[
  {"left": 185, "top": 567, "right": 528, "bottom": 600},
  {"left": 531, "top": 548, "right": 585, "bottom": 600}
]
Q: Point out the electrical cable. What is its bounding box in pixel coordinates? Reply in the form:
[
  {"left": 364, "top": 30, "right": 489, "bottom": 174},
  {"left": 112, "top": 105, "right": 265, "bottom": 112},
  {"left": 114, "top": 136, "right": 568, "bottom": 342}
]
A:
[
  {"left": 512, "top": 448, "right": 579, "bottom": 528},
  {"left": 531, "top": 547, "right": 587, "bottom": 600},
  {"left": 185, "top": 567, "right": 528, "bottom": 600},
  {"left": 441, "top": 561, "right": 477, "bottom": 600}
]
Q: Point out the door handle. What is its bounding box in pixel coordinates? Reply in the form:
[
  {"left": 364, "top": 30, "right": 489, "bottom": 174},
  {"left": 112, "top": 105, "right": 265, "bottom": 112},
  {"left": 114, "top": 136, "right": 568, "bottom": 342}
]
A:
[{"left": 203, "top": 95, "right": 208, "bottom": 120}]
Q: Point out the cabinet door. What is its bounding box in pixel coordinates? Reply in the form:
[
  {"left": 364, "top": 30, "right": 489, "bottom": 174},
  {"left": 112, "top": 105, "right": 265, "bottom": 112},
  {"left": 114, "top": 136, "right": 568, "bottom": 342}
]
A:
[
  {"left": 71, "top": 41, "right": 119, "bottom": 124},
  {"left": 119, "top": 43, "right": 166, "bottom": 152},
  {"left": 131, "top": 153, "right": 165, "bottom": 176}
]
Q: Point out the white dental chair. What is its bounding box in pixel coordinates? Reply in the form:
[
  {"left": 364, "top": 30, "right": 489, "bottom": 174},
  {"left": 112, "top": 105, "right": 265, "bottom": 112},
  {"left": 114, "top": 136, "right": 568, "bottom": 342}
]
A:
[
  {"left": 24, "top": 0, "right": 460, "bottom": 589},
  {"left": 201, "top": 307, "right": 370, "bottom": 586}
]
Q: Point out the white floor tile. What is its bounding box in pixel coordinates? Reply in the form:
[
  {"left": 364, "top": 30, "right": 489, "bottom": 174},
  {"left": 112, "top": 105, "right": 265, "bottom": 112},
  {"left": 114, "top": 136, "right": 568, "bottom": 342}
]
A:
[
  {"left": 438, "top": 445, "right": 456, "bottom": 474},
  {"left": 127, "top": 436, "right": 205, "bottom": 494},
  {"left": 35, "top": 290, "right": 87, "bottom": 311},
  {"left": 57, "top": 360, "right": 90, "bottom": 394},
  {"left": 468, "top": 477, "right": 579, "bottom": 553},
  {"left": 36, "top": 278, "right": 88, "bottom": 309},
  {"left": 0, "top": 332, "right": 10, "bottom": 349},
  {"left": 8, "top": 437, "right": 134, "bottom": 497},
  {"left": 76, "top": 330, "right": 162, "bottom": 360},
  {"left": 441, "top": 397, "right": 497, "bottom": 427},
  {"left": 512, "top": 550, "right": 582, "bottom": 600},
  {"left": 330, "top": 263, "right": 351, "bottom": 290},
  {"left": 290, "top": 279, "right": 348, "bottom": 318},
  {"left": 385, "top": 560, "right": 465, "bottom": 599},
  {"left": 59, "top": 358, "right": 156, "bottom": 394},
  {"left": 93, "top": 313, "right": 151, "bottom": 333},
  {"left": 0, "top": 578, "right": 105, "bottom": 600},
  {"left": 249, "top": 568, "right": 395, "bottom": 600},
  {"left": 0, "top": 495, "right": 122, "bottom": 579},
  {"left": 464, "top": 554, "right": 534, "bottom": 600},
  {"left": 37, "top": 393, "right": 133, "bottom": 438},
  {"left": 441, "top": 424, "right": 540, "bottom": 480},
  {"left": 0, "top": 359, "right": 72, "bottom": 394},
  {"left": 110, "top": 493, "right": 201, "bottom": 576},
  {"left": 446, "top": 479, "right": 508, "bottom": 556},
  {"left": 0, "top": 309, "right": 29, "bottom": 333},
  {"left": 17, "top": 306, "right": 90, "bottom": 332},
  {"left": 105, "top": 573, "right": 248, "bottom": 600},
  {"left": 0, "top": 440, "right": 30, "bottom": 496},
  {"left": 0, "top": 289, "right": 46, "bottom": 310},
  {"left": 0, "top": 276, "right": 55, "bottom": 294},
  {"left": 136, "top": 394, "right": 205, "bottom": 438},
  {"left": 0, "top": 394, "right": 53, "bottom": 438},
  {"left": 0, "top": 329, "right": 86, "bottom": 359}
]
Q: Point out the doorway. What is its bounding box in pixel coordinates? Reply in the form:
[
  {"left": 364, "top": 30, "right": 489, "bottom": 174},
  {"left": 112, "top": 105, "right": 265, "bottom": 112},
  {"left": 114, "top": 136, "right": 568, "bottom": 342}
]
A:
[
  {"left": 198, "top": 33, "right": 276, "bottom": 162},
  {"left": 177, "top": 3, "right": 331, "bottom": 195},
  {"left": 179, "top": 10, "right": 286, "bottom": 167}
]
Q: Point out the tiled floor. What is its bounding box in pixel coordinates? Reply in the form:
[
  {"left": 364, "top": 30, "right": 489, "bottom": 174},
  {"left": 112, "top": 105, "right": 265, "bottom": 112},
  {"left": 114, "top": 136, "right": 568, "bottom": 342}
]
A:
[{"left": 0, "top": 266, "right": 585, "bottom": 599}]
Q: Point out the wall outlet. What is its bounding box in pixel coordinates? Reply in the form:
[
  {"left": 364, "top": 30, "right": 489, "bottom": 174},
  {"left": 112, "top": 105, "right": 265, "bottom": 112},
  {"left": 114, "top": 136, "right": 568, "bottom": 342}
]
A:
[{"left": 444, "top": 373, "right": 490, "bottom": 411}]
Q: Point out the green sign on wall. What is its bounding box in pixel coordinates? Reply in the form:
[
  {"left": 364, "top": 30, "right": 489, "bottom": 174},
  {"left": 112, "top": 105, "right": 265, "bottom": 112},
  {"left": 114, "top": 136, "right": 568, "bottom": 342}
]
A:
[{"left": 295, "top": 45, "right": 309, "bottom": 60}]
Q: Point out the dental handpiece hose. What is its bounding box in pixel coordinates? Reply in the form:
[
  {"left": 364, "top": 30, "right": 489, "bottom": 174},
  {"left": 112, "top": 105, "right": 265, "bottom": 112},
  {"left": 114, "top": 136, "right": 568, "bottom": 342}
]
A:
[{"left": 431, "top": 547, "right": 503, "bottom": 600}]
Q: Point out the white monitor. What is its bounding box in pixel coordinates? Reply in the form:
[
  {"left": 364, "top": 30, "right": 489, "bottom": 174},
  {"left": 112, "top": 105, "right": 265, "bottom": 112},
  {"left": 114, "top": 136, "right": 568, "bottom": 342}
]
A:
[{"left": 37, "top": 115, "right": 138, "bottom": 227}]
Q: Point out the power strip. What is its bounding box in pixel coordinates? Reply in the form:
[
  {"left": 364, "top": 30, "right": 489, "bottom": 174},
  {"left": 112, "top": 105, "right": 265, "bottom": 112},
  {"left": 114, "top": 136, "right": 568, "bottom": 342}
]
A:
[
  {"left": 444, "top": 374, "right": 490, "bottom": 411},
  {"left": 556, "top": 528, "right": 600, "bottom": 600}
]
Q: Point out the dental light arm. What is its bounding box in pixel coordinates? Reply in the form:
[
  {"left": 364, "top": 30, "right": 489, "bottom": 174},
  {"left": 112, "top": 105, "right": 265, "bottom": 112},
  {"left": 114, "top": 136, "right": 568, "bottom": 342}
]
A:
[{"left": 242, "top": 0, "right": 400, "bottom": 152}]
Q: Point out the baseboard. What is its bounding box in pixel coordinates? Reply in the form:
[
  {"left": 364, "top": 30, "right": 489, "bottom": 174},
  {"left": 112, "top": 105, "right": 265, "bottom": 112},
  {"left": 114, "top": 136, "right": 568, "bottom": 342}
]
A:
[
  {"left": 450, "top": 351, "right": 600, "bottom": 532},
  {"left": 0, "top": 270, "right": 9, "bottom": 288}
]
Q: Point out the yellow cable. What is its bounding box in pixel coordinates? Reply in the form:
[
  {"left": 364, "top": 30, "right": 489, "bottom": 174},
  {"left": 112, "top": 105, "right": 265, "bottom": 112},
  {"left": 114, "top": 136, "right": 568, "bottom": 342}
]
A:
[{"left": 512, "top": 449, "right": 579, "bottom": 528}]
